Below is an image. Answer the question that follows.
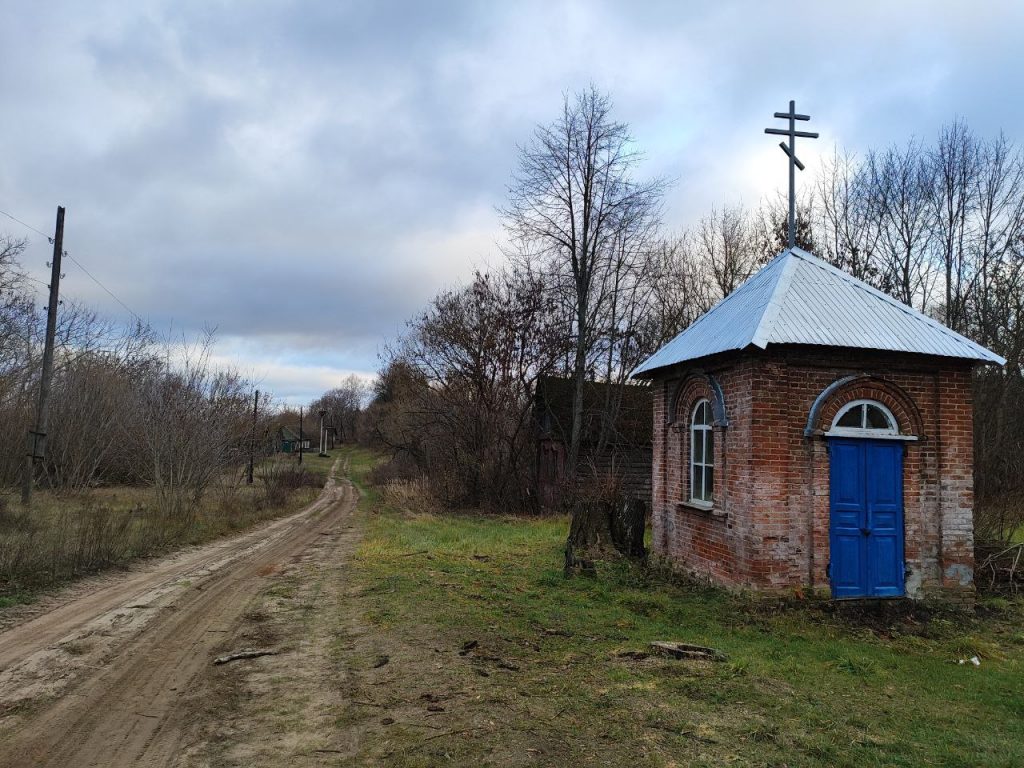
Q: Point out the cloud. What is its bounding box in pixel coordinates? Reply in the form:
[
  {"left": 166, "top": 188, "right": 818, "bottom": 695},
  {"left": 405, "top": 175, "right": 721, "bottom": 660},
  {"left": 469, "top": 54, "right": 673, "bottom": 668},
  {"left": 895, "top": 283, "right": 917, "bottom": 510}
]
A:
[{"left": 2, "top": 0, "right": 1022, "bottom": 403}]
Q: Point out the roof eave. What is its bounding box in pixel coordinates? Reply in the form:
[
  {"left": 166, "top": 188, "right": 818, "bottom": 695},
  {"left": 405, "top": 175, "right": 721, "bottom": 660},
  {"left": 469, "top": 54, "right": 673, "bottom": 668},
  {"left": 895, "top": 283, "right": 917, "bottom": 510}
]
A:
[
  {"left": 979, "top": 352, "right": 1007, "bottom": 366},
  {"left": 632, "top": 343, "right": 1005, "bottom": 379}
]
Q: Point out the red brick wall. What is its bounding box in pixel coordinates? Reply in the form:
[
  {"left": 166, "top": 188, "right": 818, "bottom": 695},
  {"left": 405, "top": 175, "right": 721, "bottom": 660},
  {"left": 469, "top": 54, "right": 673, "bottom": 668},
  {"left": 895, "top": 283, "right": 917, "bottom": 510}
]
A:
[
  {"left": 652, "top": 360, "right": 759, "bottom": 588},
  {"left": 649, "top": 347, "right": 978, "bottom": 600}
]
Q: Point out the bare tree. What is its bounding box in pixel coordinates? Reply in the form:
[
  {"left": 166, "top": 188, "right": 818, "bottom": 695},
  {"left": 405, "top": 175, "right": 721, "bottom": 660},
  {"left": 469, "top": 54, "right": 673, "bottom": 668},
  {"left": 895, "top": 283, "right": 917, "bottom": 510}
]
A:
[
  {"left": 638, "top": 235, "right": 716, "bottom": 347},
  {"left": 370, "top": 269, "right": 563, "bottom": 508},
  {"left": 816, "top": 148, "right": 884, "bottom": 282},
  {"left": 310, "top": 374, "right": 370, "bottom": 446},
  {"left": 502, "top": 87, "right": 665, "bottom": 481},
  {"left": 868, "top": 140, "right": 937, "bottom": 310},
  {"left": 125, "top": 332, "right": 254, "bottom": 522},
  {"left": 929, "top": 120, "right": 979, "bottom": 330},
  {"left": 969, "top": 133, "right": 1024, "bottom": 345},
  {"left": 695, "top": 205, "right": 759, "bottom": 297},
  {"left": 501, "top": 87, "right": 664, "bottom": 565}
]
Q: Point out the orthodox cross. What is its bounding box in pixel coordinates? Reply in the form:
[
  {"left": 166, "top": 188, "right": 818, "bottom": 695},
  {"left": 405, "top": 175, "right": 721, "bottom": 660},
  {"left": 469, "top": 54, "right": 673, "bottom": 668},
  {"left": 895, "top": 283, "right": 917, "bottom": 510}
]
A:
[{"left": 765, "top": 100, "right": 818, "bottom": 249}]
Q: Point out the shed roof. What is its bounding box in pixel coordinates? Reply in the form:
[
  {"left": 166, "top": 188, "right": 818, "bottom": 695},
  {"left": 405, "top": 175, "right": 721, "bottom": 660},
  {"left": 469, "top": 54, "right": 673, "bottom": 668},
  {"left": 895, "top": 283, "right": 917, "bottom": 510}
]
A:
[
  {"left": 279, "top": 425, "right": 308, "bottom": 441},
  {"left": 633, "top": 247, "right": 1005, "bottom": 377}
]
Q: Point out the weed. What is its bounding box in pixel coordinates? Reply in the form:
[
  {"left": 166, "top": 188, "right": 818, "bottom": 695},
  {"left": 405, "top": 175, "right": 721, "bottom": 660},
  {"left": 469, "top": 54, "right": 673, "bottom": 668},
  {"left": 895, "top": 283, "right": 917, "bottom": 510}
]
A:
[
  {"left": 723, "top": 659, "right": 750, "bottom": 677},
  {"left": 834, "top": 655, "right": 879, "bottom": 675}
]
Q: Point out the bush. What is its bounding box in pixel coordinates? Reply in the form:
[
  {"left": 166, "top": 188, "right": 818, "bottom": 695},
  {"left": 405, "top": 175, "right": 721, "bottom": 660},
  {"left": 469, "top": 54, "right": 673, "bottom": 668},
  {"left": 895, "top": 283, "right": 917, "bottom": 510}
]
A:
[
  {"left": 0, "top": 501, "right": 141, "bottom": 590},
  {"left": 258, "top": 462, "right": 320, "bottom": 507},
  {"left": 369, "top": 453, "right": 420, "bottom": 486},
  {"left": 974, "top": 492, "right": 1024, "bottom": 545}
]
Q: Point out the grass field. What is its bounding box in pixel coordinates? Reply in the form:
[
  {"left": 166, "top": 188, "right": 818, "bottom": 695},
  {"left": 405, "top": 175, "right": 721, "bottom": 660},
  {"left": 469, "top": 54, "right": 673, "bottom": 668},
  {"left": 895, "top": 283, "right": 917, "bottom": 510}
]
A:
[
  {"left": 340, "top": 447, "right": 1024, "bottom": 767},
  {"left": 0, "top": 453, "right": 333, "bottom": 607}
]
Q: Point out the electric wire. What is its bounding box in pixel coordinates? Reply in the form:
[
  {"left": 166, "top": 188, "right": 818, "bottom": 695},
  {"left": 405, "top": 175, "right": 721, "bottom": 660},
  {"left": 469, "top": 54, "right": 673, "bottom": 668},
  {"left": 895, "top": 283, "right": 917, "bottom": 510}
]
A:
[
  {"left": 0, "top": 205, "right": 146, "bottom": 324},
  {"left": 0, "top": 207, "right": 52, "bottom": 240}
]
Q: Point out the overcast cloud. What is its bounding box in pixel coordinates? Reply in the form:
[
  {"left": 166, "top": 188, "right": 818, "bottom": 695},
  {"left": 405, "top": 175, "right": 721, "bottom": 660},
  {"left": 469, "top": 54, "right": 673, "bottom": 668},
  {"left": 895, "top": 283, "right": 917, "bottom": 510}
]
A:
[{"left": 2, "top": 0, "right": 1022, "bottom": 403}]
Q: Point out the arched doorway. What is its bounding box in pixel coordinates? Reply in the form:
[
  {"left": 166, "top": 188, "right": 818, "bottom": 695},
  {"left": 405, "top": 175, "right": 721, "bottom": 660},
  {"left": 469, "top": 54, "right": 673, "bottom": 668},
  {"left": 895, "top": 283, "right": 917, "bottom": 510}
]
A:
[{"left": 827, "top": 400, "right": 909, "bottom": 598}]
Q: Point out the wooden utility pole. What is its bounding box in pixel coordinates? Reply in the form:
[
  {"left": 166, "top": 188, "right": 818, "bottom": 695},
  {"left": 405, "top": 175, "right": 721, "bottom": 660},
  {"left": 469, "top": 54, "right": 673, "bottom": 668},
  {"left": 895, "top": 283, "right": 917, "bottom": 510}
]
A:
[
  {"left": 22, "top": 206, "right": 65, "bottom": 506},
  {"left": 247, "top": 389, "right": 259, "bottom": 484},
  {"left": 298, "top": 406, "right": 304, "bottom": 465}
]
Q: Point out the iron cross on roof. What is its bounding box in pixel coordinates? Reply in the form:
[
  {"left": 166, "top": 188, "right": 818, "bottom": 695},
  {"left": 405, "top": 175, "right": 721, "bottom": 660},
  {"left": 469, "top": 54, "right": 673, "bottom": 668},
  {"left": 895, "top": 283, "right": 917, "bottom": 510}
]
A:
[{"left": 765, "top": 100, "right": 818, "bottom": 249}]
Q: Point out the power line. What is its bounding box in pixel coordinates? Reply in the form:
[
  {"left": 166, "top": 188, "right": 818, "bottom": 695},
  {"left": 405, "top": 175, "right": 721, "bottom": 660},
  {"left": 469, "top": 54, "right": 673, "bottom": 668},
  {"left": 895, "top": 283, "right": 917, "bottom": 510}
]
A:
[
  {"left": 63, "top": 252, "right": 144, "bottom": 324},
  {"left": 0, "top": 205, "right": 146, "bottom": 325},
  {"left": 0, "top": 207, "right": 52, "bottom": 240}
]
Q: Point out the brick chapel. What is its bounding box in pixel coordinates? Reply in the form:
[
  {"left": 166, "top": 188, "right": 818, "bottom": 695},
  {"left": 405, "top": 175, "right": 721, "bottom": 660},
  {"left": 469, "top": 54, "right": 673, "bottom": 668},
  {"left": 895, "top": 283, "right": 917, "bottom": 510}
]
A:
[{"left": 633, "top": 246, "right": 1004, "bottom": 601}]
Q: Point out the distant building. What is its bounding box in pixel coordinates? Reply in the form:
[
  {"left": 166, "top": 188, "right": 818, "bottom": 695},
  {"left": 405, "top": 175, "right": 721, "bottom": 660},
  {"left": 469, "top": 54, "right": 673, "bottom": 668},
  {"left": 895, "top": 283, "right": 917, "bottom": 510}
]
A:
[
  {"left": 276, "top": 425, "right": 311, "bottom": 454},
  {"left": 534, "top": 376, "right": 652, "bottom": 508},
  {"left": 634, "top": 247, "right": 1004, "bottom": 602}
]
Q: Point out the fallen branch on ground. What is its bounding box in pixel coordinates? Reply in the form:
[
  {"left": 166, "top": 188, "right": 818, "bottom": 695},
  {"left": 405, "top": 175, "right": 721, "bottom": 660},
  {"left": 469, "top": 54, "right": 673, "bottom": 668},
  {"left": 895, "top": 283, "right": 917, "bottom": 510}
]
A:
[
  {"left": 977, "top": 542, "right": 1024, "bottom": 592},
  {"left": 213, "top": 648, "right": 279, "bottom": 665},
  {"left": 649, "top": 641, "right": 727, "bottom": 662}
]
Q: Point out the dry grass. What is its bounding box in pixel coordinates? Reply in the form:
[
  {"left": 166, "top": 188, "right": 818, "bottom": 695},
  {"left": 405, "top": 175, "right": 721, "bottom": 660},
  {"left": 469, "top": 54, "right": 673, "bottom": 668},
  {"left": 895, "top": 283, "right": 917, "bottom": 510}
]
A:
[
  {"left": 0, "top": 461, "right": 323, "bottom": 604},
  {"left": 379, "top": 477, "right": 434, "bottom": 514}
]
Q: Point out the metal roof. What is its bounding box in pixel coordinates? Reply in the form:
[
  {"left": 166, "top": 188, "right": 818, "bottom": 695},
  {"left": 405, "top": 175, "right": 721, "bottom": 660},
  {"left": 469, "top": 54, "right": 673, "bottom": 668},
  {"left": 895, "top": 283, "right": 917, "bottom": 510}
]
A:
[{"left": 633, "top": 247, "right": 1005, "bottom": 376}]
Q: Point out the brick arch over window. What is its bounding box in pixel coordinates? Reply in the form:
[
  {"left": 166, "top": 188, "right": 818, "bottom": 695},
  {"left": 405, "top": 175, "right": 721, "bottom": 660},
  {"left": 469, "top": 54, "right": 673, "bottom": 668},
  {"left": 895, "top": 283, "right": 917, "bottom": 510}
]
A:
[
  {"left": 662, "top": 372, "right": 728, "bottom": 513},
  {"left": 805, "top": 375, "right": 924, "bottom": 438},
  {"left": 667, "top": 372, "right": 729, "bottom": 427}
]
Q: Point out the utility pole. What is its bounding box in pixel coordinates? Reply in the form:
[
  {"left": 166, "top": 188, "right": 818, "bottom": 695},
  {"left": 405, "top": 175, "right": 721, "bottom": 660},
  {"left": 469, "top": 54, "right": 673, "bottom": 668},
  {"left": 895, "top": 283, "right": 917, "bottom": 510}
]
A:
[
  {"left": 22, "top": 206, "right": 65, "bottom": 506},
  {"left": 247, "top": 389, "right": 259, "bottom": 484},
  {"left": 298, "top": 406, "right": 304, "bottom": 465},
  {"left": 318, "top": 409, "right": 327, "bottom": 457}
]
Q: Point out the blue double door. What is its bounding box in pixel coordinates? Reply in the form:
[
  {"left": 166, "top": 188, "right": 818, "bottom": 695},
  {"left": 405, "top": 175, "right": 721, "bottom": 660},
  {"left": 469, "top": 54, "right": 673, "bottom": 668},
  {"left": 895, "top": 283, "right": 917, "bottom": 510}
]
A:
[{"left": 829, "top": 438, "right": 905, "bottom": 598}]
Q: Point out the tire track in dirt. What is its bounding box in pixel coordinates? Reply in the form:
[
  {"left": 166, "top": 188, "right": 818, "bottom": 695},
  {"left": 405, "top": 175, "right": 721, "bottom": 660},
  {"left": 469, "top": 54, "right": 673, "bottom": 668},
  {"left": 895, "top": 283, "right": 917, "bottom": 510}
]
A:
[
  {"left": 175, "top": 479, "right": 367, "bottom": 765},
  {"left": 0, "top": 461, "right": 357, "bottom": 768}
]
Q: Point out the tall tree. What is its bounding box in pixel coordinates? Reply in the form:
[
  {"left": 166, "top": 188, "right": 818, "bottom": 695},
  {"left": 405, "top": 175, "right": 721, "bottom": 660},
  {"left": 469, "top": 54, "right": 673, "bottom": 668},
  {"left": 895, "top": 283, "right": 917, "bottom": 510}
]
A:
[
  {"left": 310, "top": 375, "right": 369, "bottom": 445},
  {"left": 868, "top": 140, "right": 936, "bottom": 310},
  {"left": 501, "top": 87, "right": 664, "bottom": 563},
  {"left": 371, "top": 269, "right": 562, "bottom": 508},
  {"left": 502, "top": 89, "right": 663, "bottom": 474},
  {"left": 929, "top": 120, "right": 979, "bottom": 330}
]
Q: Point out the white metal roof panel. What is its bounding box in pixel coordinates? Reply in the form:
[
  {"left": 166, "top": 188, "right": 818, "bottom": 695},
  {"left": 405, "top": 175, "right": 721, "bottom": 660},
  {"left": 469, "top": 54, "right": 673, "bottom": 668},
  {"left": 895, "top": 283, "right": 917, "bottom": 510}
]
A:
[{"left": 633, "top": 247, "right": 1005, "bottom": 376}]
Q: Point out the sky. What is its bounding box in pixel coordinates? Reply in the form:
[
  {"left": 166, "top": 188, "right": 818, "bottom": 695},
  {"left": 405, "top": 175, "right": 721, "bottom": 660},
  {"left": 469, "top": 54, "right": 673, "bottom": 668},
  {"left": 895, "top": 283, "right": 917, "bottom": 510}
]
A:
[{"left": 2, "top": 0, "right": 1022, "bottom": 404}]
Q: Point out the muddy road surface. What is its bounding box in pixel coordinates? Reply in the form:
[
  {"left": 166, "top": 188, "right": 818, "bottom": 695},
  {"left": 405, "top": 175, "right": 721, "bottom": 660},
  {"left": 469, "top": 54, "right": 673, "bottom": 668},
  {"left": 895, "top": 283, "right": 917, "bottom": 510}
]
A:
[{"left": 0, "top": 461, "right": 357, "bottom": 768}]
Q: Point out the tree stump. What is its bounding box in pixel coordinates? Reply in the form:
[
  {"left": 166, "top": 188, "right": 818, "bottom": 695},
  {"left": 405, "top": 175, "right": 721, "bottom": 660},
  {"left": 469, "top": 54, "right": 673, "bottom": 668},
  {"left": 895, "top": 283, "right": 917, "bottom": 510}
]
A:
[{"left": 564, "top": 497, "right": 647, "bottom": 577}]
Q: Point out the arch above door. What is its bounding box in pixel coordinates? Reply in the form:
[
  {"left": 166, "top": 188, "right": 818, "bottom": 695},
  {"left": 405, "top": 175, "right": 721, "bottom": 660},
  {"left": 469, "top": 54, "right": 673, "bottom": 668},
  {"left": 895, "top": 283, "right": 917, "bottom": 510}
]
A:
[
  {"left": 805, "top": 375, "right": 923, "bottom": 440},
  {"left": 825, "top": 399, "right": 912, "bottom": 440}
]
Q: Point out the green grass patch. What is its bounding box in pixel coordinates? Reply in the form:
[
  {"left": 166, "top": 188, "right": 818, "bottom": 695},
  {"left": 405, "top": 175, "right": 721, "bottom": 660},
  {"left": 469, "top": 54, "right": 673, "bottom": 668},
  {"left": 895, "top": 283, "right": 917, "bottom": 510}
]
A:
[
  {"left": 291, "top": 450, "right": 336, "bottom": 481},
  {"left": 340, "top": 447, "right": 1024, "bottom": 767}
]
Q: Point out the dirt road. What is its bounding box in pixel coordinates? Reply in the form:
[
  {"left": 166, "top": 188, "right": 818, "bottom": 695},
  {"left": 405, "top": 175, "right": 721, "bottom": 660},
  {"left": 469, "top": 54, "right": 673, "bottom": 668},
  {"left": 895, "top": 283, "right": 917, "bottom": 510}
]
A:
[{"left": 0, "top": 461, "right": 357, "bottom": 768}]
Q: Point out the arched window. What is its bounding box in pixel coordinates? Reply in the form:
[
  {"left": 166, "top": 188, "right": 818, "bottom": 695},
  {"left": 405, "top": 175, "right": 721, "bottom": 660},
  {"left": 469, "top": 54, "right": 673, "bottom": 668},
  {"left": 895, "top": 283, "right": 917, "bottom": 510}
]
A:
[
  {"left": 828, "top": 399, "right": 898, "bottom": 436},
  {"left": 690, "top": 399, "right": 714, "bottom": 504}
]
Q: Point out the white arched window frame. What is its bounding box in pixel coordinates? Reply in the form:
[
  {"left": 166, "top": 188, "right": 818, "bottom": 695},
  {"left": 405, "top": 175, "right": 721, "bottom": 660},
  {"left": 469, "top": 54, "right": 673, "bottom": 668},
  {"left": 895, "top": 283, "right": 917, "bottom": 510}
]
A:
[
  {"left": 690, "top": 399, "right": 714, "bottom": 505},
  {"left": 825, "top": 399, "right": 917, "bottom": 440}
]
